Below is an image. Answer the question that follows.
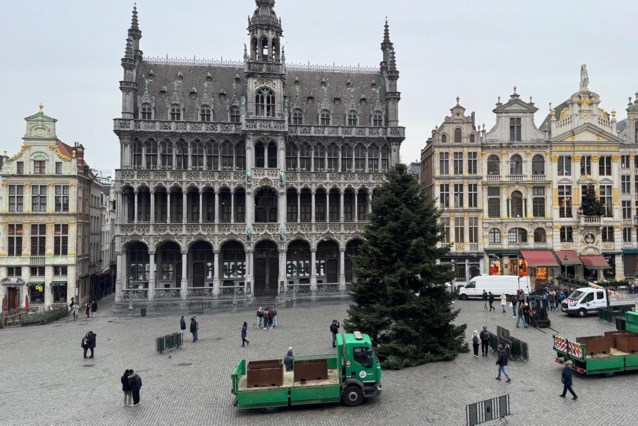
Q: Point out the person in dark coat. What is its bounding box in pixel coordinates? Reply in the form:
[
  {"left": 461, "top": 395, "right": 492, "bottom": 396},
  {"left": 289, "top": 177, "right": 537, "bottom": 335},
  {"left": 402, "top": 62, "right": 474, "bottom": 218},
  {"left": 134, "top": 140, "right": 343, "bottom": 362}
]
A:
[
  {"left": 121, "top": 369, "right": 133, "bottom": 406},
  {"left": 241, "top": 321, "right": 249, "bottom": 347},
  {"left": 488, "top": 292, "right": 495, "bottom": 312},
  {"left": 91, "top": 300, "right": 98, "bottom": 318},
  {"left": 190, "top": 316, "right": 199, "bottom": 342},
  {"left": 495, "top": 344, "right": 511, "bottom": 382},
  {"left": 283, "top": 347, "right": 294, "bottom": 372},
  {"left": 560, "top": 361, "right": 577, "bottom": 400},
  {"left": 330, "top": 320, "right": 340, "bottom": 348},
  {"left": 128, "top": 370, "right": 142, "bottom": 406},
  {"left": 482, "top": 290, "right": 488, "bottom": 311},
  {"left": 180, "top": 316, "right": 186, "bottom": 333},
  {"left": 479, "top": 326, "right": 490, "bottom": 357},
  {"left": 82, "top": 331, "right": 96, "bottom": 358},
  {"left": 84, "top": 302, "right": 90, "bottom": 318},
  {"left": 471, "top": 330, "right": 480, "bottom": 358}
]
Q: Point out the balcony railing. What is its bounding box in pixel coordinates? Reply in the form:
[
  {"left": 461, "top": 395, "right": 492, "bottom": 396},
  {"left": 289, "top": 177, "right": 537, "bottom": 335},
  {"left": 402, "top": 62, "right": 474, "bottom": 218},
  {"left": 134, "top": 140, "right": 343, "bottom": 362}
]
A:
[
  {"left": 114, "top": 119, "right": 243, "bottom": 134},
  {"left": 288, "top": 125, "right": 405, "bottom": 138},
  {"left": 580, "top": 215, "right": 602, "bottom": 225}
]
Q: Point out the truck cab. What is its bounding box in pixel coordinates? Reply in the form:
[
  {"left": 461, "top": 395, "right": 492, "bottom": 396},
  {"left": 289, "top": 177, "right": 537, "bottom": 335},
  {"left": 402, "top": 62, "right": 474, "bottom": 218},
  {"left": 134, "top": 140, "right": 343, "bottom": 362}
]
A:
[
  {"left": 561, "top": 288, "right": 607, "bottom": 317},
  {"left": 338, "top": 331, "right": 382, "bottom": 403}
]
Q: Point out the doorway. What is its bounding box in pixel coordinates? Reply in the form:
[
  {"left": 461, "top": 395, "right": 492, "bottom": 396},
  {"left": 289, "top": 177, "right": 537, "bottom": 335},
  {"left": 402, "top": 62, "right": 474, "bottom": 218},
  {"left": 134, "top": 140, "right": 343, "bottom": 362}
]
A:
[{"left": 254, "top": 240, "right": 279, "bottom": 296}]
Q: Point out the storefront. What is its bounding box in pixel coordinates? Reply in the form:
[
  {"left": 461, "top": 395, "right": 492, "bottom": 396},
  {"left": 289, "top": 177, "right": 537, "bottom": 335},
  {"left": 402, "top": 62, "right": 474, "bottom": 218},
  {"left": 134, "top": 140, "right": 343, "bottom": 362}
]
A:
[
  {"left": 580, "top": 255, "right": 612, "bottom": 281},
  {"left": 555, "top": 250, "right": 583, "bottom": 280},
  {"left": 622, "top": 249, "right": 638, "bottom": 278},
  {"left": 51, "top": 282, "right": 68, "bottom": 303},
  {"left": 1, "top": 277, "right": 25, "bottom": 314},
  {"left": 519, "top": 250, "right": 560, "bottom": 288},
  {"left": 486, "top": 251, "right": 521, "bottom": 277},
  {"left": 441, "top": 255, "right": 483, "bottom": 284}
]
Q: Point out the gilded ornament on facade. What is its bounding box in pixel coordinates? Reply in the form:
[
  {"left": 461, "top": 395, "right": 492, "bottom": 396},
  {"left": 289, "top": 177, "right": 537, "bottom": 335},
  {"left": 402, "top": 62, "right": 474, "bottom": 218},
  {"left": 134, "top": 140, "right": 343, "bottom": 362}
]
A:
[
  {"left": 591, "top": 154, "right": 600, "bottom": 161},
  {"left": 612, "top": 155, "right": 621, "bottom": 162},
  {"left": 551, "top": 155, "right": 559, "bottom": 162},
  {"left": 572, "top": 155, "right": 581, "bottom": 161}
]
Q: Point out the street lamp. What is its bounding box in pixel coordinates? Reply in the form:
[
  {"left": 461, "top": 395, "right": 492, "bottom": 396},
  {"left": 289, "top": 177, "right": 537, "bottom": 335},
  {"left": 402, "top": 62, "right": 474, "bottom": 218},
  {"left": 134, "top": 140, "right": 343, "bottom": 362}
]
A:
[{"left": 563, "top": 255, "right": 568, "bottom": 279}]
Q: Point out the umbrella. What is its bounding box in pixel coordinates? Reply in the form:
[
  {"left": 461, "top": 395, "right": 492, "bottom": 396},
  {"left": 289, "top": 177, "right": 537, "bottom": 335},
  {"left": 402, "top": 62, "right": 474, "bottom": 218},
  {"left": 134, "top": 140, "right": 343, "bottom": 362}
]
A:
[{"left": 24, "top": 295, "right": 29, "bottom": 313}]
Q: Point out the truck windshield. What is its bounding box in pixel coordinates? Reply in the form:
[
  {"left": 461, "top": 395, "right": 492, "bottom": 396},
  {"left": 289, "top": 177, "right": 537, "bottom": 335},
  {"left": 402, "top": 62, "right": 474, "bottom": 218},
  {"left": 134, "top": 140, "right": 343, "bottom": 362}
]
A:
[
  {"left": 465, "top": 281, "right": 475, "bottom": 289},
  {"left": 568, "top": 290, "right": 585, "bottom": 301}
]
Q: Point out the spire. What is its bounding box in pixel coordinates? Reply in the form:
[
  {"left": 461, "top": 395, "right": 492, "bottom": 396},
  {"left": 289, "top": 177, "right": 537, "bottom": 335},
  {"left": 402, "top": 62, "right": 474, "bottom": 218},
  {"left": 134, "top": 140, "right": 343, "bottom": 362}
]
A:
[
  {"left": 381, "top": 18, "right": 394, "bottom": 66},
  {"left": 124, "top": 37, "right": 134, "bottom": 60},
  {"left": 131, "top": 3, "right": 139, "bottom": 31},
  {"left": 389, "top": 48, "right": 397, "bottom": 73},
  {"left": 383, "top": 18, "right": 391, "bottom": 44}
]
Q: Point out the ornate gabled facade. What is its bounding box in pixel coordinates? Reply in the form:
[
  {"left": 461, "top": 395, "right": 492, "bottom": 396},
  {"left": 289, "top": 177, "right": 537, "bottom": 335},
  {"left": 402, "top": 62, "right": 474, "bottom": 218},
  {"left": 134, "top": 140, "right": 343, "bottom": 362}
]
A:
[
  {"left": 423, "top": 66, "right": 638, "bottom": 287},
  {"left": 112, "top": 1, "right": 404, "bottom": 305},
  {"left": 0, "top": 107, "right": 107, "bottom": 312}
]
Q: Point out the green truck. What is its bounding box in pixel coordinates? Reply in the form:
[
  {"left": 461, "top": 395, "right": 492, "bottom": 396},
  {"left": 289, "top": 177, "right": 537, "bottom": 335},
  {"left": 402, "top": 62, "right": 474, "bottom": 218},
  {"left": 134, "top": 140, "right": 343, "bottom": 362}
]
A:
[
  {"left": 231, "top": 331, "right": 382, "bottom": 410},
  {"left": 553, "top": 311, "right": 638, "bottom": 375}
]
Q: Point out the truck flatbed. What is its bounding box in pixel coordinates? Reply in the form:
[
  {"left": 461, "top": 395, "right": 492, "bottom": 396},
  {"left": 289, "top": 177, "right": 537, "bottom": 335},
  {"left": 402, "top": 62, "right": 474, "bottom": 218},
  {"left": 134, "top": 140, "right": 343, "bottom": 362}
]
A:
[{"left": 237, "top": 369, "right": 339, "bottom": 391}]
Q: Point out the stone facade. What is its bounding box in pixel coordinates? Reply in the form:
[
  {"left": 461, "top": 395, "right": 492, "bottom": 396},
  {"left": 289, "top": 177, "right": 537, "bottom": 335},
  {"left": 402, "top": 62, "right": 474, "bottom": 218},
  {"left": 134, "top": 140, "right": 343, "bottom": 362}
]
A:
[
  {"left": 422, "top": 69, "right": 638, "bottom": 286},
  {"left": 112, "top": 2, "right": 404, "bottom": 303},
  {"left": 0, "top": 107, "right": 97, "bottom": 311}
]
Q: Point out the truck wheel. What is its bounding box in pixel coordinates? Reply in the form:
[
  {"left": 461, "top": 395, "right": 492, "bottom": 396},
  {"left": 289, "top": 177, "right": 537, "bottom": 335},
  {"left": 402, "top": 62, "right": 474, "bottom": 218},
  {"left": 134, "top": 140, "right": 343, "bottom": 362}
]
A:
[
  {"left": 260, "top": 407, "right": 280, "bottom": 414},
  {"left": 577, "top": 309, "right": 587, "bottom": 318},
  {"left": 459, "top": 294, "right": 468, "bottom": 301},
  {"left": 342, "top": 386, "right": 364, "bottom": 407}
]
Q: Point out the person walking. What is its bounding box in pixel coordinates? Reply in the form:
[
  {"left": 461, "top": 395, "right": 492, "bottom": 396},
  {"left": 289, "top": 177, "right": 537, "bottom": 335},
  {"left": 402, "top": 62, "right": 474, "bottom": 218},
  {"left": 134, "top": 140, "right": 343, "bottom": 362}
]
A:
[
  {"left": 516, "top": 304, "right": 528, "bottom": 328},
  {"left": 256, "top": 307, "right": 264, "bottom": 329},
  {"left": 121, "top": 369, "right": 133, "bottom": 406},
  {"left": 330, "top": 320, "right": 340, "bottom": 348},
  {"left": 283, "top": 347, "right": 294, "bottom": 372},
  {"left": 549, "top": 290, "right": 556, "bottom": 311},
  {"left": 91, "top": 300, "right": 98, "bottom": 318},
  {"left": 560, "top": 361, "right": 578, "bottom": 400},
  {"left": 500, "top": 293, "right": 507, "bottom": 313},
  {"left": 84, "top": 302, "right": 90, "bottom": 318},
  {"left": 128, "top": 370, "right": 142, "bottom": 406},
  {"left": 495, "top": 344, "right": 511, "bottom": 383},
  {"left": 482, "top": 290, "right": 488, "bottom": 311},
  {"left": 267, "top": 306, "right": 274, "bottom": 329},
  {"left": 488, "top": 292, "right": 495, "bottom": 312},
  {"left": 471, "top": 330, "right": 481, "bottom": 358},
  {"left": 510, "top": 295, "right": 517, "bottom": 318},
  {"left": 241, "top": 321, "right": 249, "bottom": 347},
  {"left": 479, "top": 326, "right": 490, "bottom": 357},
  {"left": 180, "top": 315, "right": 186, "bottom": 333},
  {"left": 190, "top": 316, "right": 199, "bottom": 342},
  {"left": 70, "top": 299, "right": 79, "bottom": 321},
  {"left": 272, "top": 306, "right": 278, "bottom": 328},
  {"left": 82, "top": 331, "right": 96, "bottom": 358}
]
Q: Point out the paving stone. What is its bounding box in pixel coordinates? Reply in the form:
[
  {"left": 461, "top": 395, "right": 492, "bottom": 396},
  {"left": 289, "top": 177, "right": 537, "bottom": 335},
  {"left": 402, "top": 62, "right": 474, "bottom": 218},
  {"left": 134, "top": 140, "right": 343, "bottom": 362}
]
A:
[{"left": 0, "top": 297, "right": 635, "bottom": 425}]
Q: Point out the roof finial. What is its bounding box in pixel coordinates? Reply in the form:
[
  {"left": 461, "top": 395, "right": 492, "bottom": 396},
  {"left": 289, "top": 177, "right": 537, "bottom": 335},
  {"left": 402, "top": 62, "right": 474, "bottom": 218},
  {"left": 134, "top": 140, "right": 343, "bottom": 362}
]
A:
[
  {"left": 513, "top": 86, "right": 517, "bottom": 94},
  {"left": 383, "top": 17, "right": 390, "bottom": 44},
  {"left": 131, "top": 3, "right": 139, "bottom": 31},
  {"left": 39, "top": 102, "right": 44, "bottom": 113},
  {"left": 456, "top": 96, "right": 460, "bottom": 106},
  {"left": 580, "top": 64, "right": 589, "bottom": 91}
]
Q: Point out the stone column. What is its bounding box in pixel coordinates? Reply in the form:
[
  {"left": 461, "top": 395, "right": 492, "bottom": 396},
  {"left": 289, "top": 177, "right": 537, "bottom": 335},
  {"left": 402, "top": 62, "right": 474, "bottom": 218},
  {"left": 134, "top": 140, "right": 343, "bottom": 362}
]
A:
[
  {"left": 368, "top": 191, "right": 372, "bottom": 214},
  {"left": 214, "top": 191, "right": 220, "bottom": 224},
  {"left": 326, "top": 191, "right": 330, "bottom": 222},
  {"left": 150, "top": 189, "right": 155, "bottom": 224},
  {"left": 339, "top": 190, "right": 345, "bottom": 223},
  {"left": 339, "top": 247, "right": 346, "bottom": 291},
  {"left": 115, "top": 251, "right": 123, "bottom": 302},
  {"left": 180, "top": 251, "right": 188, "bottom": 300},
  {"left": 615, "top": 254, "right": 625, "bottom": 280},
  {"left": 199, "top": 191, "right": 203, "bottom": 224},
  {"left": 310, "top": 248, "right": 317, "bottom": 291},
  {"left": 148, "top": 251, "right": 155, "bottom": 301},
  {"left": 278, "top": 248, "right": 287, "bottom": 295},
  {"left": 231, "top": 191, "right": 235, "bottom": 224},
  {"left": 133, "top": 189, "right": 139, "bottom": 224},
  {"left": 245, "top": 249, "right": 254, "bottom": 297},
  {"left": 213, "top": 248, "right": 220, "bottom": 297},
  {"left": 297, "top": 191, "right": 301, "bottom": 223},
  {"left": 167, "top": 191, "right": 171, "bottom": 224},
  {"left": 354, "top": 191, "right": 359, "bottom": 223},
  {"left": 311, "top": 190, "right": 316, "bottom": 223},
  {"left": 182, "top": 191, "right": 187, "bottom": 224}
]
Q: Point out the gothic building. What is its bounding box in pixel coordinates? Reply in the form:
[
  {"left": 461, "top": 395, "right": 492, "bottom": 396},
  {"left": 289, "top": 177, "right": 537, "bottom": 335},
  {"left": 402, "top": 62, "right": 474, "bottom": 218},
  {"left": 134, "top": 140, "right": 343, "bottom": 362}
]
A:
[
  {"left": 113, "top": 1, "right": 404, "bottom": 304},
  {"left": 422, "top": 68, "right": 638, "bottom": 288}
]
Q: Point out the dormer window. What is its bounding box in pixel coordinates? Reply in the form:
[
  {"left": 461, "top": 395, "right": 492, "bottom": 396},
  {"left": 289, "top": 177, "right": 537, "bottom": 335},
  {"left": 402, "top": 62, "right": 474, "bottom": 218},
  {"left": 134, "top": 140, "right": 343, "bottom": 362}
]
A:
[
  {"left": 256, "top": 88, "right": 275, "bottom": 117},
  {"left": 454, "top": 128, "right": 462, "bottom": 143},
  {"left": 291, "top": 108, "right": 303, "bottom": 125},
  {"left": 200, "top": 105, "right": 212, "bottom": 122},
  {"left": 170, "top": 104, "right": 181, "bottom": 121},
  {"left": 347, "top": 110, "right": 358, "bottom": 127},
  {"left": 372, "top": 111, "right": 383, "bottom": 127},
  {"left": 320, "top": 109, "right": 331, "bottom": 126},
  {"left": 230, "top": 105, "right": 241, "bottom": 123},
  {"left": 509, "top": 117, "right": 521, "bottom": 141},
  {"left": 141, "top": 103, "right": 152, "bottom": 120}
]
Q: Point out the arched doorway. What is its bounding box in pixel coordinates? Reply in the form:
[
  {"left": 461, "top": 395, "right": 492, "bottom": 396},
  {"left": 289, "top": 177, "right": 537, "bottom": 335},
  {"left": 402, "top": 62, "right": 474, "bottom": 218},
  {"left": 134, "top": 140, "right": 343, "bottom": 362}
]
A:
[
  {"left": 126, "top": 241, "right": 150, "bottom": 288},
  {"left": 317, "top": 240, "right": 340, "bottom": 284},
  {"left": 189, "top": 241, "right": 213, "bottom": 288},
  {"left": 254, "top": 240, "right": 279, "bottom": 296},
  {"left": 220, "top": 241, "right": 246, "bottom": 284},
  {"left": 287, "top": 240, "right": 311, "bottom": 284},
  {"left": 156, "top": 241, "right": 181, "bottom": 288},
  {"left": 345, "top": 239, "right": 363, "bottom": 283}
]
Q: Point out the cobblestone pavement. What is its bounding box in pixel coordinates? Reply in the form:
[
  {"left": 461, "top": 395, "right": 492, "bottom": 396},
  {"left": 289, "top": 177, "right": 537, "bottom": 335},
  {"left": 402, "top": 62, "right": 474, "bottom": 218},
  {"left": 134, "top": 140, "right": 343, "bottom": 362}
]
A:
[{"left": 1, "top": 297, "right": 636, "bottom": 425}]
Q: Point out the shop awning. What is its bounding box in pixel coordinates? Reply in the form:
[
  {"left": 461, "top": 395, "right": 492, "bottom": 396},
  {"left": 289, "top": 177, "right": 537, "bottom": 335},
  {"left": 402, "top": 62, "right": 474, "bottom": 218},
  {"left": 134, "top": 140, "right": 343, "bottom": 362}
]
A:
[
  {"left": 50, "top": 281, "right": 67, "bottom": 286},
  {"left": 27, "top": 281, "right": 45, "bottom": 287},
  {"left": 519, "top": 250, "right": 560, "bottom": 267},
  {"left": 555, "top": 250, "right": 582, "bottom": 266},
  {"left": 580, "top": 255, "right": 611, "bottom": 269}
]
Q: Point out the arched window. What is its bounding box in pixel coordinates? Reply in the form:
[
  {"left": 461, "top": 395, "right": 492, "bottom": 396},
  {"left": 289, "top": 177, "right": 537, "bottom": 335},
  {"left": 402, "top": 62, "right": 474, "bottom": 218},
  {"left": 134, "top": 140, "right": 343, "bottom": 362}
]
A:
[
  {"left": 299, "top": 143, "right": 311, "bottom": 171},
  {"left": 327, "top": 143, "right": 339, "bottom": 171},
  {"left": 192, "top": 141, "right": 204, "bottom": 169},
  {"left": 260, "top": 37, "right": 269, "bottom": 60},
  {"left": 372, "top": 111, "right": 383, "bottom": 127},
  {"left": 160, "top": 140, "right": 173, "bottom": 169},
  {"left": 251, "top": 37, "right": 258, "bottom": 60},
  {"left": 272, "top": 38, "right": 280, "bottom": 61},
  {"left": 175, "top": 140, "right": 188, "bottom": 169},
  {"left": 511, "top": 191, "right": 523, "bottom": 217},
  {"left": 320, "top": 109, "right": 331, "bottom": 126},
  {"left": 314, "top": 144, "right": 326, "bottom": 171},
  {"left": 145, "top": 141, "right": 157, "bottom": 169},
  {"left": 256, "top": 88, "right": 275, "bottom": 117},
  {"left": 342, "top": 144, "right": 353, "bottom": 171},
  {"left": 286, "top": 143, "right": 298, "bottom": 170},
  {"left": 533, "top": 228, "right": 546, "bottom": 243},
  {"left": 381, "top": 145, "right": 389, "bottom": 171},
  {"left": 291, "top": 108, "right": 303, "bottom": 125},
  {"left": 230, "top": 105, "right": 241, "bottom": 123},
  {"left": 170, "top": 104, "right": 181, "bottom": 121},
  {"left": 469, "top": 133, "right": 475, "bottom": 143},
  {"left": 487, "top": 155, "right": 500, "bottom": 175},
  {"left": 267, "top": 142, "right": 278, "bottom": 168},
  {"left": 133, "top": 141, "right": 143, "bottom": 168},
  {"left": 510, "top": 154, "right": 523, "bottom": 175},
  {"left": 141, "top": 103, "right": 152, "bottom": 120},
  {"left": 354, "top": 144, "right": 366, "bottom": 171},
  {"left": 368, "top": 144, "right": 379, "bottom": 172},
  {"left": 200, "top": 105, "right": 212, "bottom": 122},
  {"left": 441, "top": 134, "right": 447, "bottom": 143},
  {"left": 221, "top": 141, "right": 233, "bottom": 169},
  {"left": 508, "top": 228, "right": 528, "bottom": 244},
  {"left": 454, "top": 128, "right": 462, "bottom": 143},
  {"left": 635, "top": 122, "right": 638, "bottom": 143},
  {"left": 235, "top": 141, "right": 246, "bottom": 170},
  {"left": 488, "top": 228, "right": 501, "bottom": 244},
  {"left": 205, "top": 141, "right": 217, "bottom": 170},
  {"left": 532, "top": 154, "right": 545, "bottom": 175},
  {"left": 347, "top": 110, "right": 358, "bottom": 126}
]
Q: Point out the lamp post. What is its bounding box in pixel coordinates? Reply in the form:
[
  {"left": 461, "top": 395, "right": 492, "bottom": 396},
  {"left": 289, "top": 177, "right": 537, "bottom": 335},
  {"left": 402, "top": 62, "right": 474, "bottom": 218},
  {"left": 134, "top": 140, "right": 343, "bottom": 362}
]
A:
[
  {"left": 563, "top": 255, "right": 568, "bottom": 279},
  {"left": 450, "top": 260, "right": 456, "bottom": 290}
]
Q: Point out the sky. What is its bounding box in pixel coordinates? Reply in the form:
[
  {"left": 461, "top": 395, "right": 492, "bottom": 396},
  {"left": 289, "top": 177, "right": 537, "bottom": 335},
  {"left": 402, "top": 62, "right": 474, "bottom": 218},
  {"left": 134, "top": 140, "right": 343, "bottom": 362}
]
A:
[{"left": 1, "top": 0, "right": 637, "bottom": 175}]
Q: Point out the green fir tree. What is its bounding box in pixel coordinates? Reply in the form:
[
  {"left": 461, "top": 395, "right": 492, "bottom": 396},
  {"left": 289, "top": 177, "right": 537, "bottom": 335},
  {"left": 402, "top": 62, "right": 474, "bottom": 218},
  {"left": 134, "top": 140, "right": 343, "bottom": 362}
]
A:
[
  {"left": 580, "top": 184, "right": 606, "bottom": 216},
  {"left": 344, "top": 164, "right": 467, "bottom": 369}
]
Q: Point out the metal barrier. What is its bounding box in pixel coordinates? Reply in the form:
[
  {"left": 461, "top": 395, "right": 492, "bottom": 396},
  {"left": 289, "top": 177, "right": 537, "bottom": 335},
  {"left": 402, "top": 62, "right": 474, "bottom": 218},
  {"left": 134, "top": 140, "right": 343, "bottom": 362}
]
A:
[
  {"left": 497, "top": 326, "right": 510, "bottom": 340},
  {"left": 598, "top": 305, "right": 633, "bottom": 323},
  {"left": 466, "top": 394, "right": 510, "bottom": 426},
  {"left": 156, "top": 332, "right": 183, "bottom": 354},
  {"left": 509, "top": 337, "right": 529, "bottom": 361},
  {"left": 189, "top": 299, "right": 204, "bottom": 314}
]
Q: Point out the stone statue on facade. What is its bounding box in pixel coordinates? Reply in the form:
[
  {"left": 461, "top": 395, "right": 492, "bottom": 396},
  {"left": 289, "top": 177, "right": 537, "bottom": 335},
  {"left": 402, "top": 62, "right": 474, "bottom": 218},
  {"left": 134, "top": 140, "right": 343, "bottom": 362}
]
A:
[{"left": 580, "top": 64, "right": 589, "bottom": 91}]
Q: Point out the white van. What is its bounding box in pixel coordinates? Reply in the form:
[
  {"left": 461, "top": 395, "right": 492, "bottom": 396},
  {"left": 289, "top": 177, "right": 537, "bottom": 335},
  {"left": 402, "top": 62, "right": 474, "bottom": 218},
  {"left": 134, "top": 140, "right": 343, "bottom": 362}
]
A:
[{"left": 458, "top": 275, "right": 530, "bottom": 300}]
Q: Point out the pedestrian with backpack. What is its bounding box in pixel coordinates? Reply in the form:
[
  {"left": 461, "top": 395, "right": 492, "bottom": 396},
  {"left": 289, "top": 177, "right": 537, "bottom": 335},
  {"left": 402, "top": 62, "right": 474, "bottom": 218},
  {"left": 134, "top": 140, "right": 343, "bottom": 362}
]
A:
[
  {"left": 479, "top": 326, "right": 490, "bottom": 357},
  {"left": 495, "top": 344, "right": 511, "bottom": 383},
  {"left": 471, "top": 330, "right": 481, "bottom": 358}
]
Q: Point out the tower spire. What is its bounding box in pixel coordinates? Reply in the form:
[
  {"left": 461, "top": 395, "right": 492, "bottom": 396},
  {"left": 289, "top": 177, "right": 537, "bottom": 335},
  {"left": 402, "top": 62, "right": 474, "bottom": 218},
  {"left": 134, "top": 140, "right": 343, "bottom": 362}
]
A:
[
  {"left": 381, "top": 18, "right": 394, "bottom": 68},
  {"left": 131, "top": 3, "right": 139, "bottom": 31}
]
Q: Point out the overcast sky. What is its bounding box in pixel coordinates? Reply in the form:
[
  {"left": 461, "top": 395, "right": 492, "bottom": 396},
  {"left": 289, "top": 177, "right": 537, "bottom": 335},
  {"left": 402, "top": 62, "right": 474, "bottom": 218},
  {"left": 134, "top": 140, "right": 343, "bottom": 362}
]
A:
[{"left": 2, "top": 0, "right": 637, "bottom": 174}]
